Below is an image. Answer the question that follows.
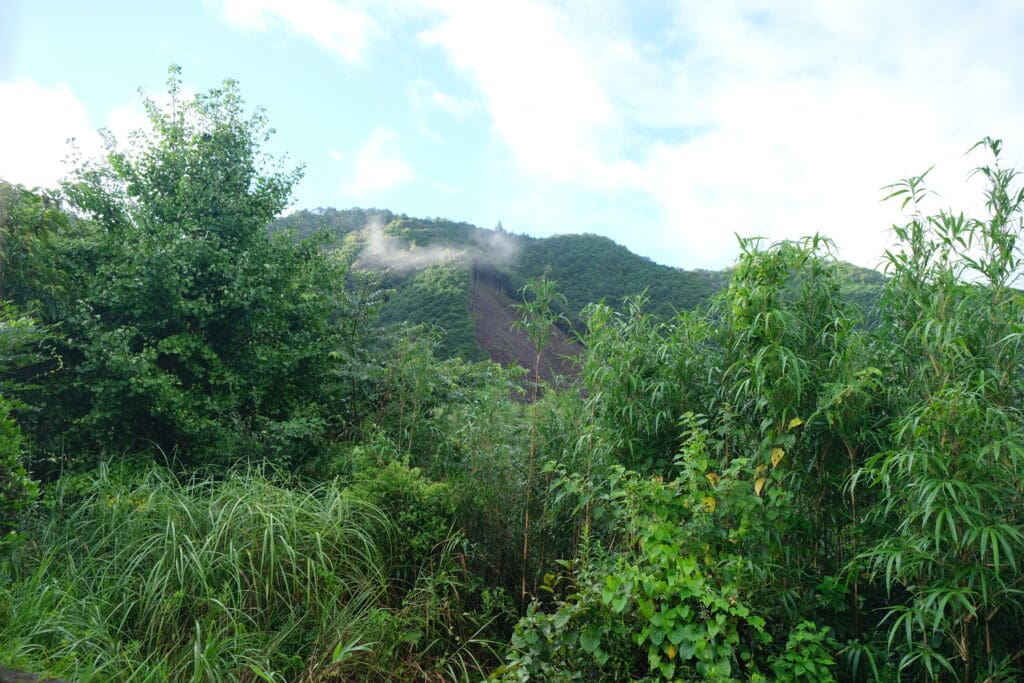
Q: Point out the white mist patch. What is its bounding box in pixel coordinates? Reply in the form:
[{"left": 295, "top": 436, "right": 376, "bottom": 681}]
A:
[
  {"left": 355, "top": 217, "right": 521, "bottom": 274},
  {"left": 356, "top": 217, "right": 465, "bottom": 274},
  {"left": 473, "top": 228, "right": 520, "bottom": 266}
]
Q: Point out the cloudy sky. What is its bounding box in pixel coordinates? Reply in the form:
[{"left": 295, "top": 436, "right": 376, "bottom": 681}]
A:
[{"left": 2, "top": 1, "right": 1023, "bottom": 270}]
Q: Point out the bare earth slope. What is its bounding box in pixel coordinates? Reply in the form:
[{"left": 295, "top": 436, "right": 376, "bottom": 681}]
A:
[{"left": 470, "top": 278, "right": 582, "bottom": 390}]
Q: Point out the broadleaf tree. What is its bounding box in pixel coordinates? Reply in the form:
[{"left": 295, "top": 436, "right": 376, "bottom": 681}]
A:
[{"left": 39, "top": 66, "right": 373, "bottom": 468}]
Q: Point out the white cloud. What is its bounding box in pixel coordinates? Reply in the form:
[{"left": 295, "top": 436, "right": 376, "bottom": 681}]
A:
[
  {"left": 105, "top": 102, "right": 152, "bottom": 141},
  {"left": 626, "top": 1, "right": 1024, "bottom": 268},
  {"left": 203, "top": 1, "right": 1024, "bottom": 268},
  {"left": 215, "top": 0, "right": 379, "bottom": 63},
  {"left": 0, "top": 81, "right": 99, "bottom": 189},
  {"left": 419, "top": 1, "right": 641, "bottom": 188},
  {"left": 344, "top": 126, "right": 414, "bottom": 196},
  {"left": 407, "top": 78, "right": 479, "bottom": 141},
  {"left": 417, "top": 0, "right": 1024, "bottom": 269}
]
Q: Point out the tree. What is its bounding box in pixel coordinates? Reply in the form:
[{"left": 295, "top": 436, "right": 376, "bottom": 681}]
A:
[
  {"left": 42, "top": 66, "right": 372, "bottom": 467},
  {"left": 0, "top": 182, "right": 68, "bottom": 315},
  {"left": 854, "top": 139, "right": 1024, "bottom": 681}
]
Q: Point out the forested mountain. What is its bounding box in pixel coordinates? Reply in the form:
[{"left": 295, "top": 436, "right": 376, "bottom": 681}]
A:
[
  {"left": 273, "top": 208, "right": 885, "bottom": 364},
  {"left": 273, "top": 208, "right": 729, "bottom": 318},
  {"left": 515, "top": 233, "right": 727, "bottom": 318}
]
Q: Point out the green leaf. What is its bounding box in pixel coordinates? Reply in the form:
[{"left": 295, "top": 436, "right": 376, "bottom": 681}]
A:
[{"left": 580, "top": 627, "right": 602, "bottom": 654}]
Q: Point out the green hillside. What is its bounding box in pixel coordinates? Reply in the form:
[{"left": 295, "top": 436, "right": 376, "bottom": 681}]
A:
[
  {"left": 378, "top": 264, "right": 487, "bottom": 361},
  {"left": 513, "top": 232, "right": 728, "bottom": 319},
  {"left": 272, "top": 209, "right": 885, "bottom": 362},
  {"left": 271, "top": 206, "right": 396, "bottom": 241}
]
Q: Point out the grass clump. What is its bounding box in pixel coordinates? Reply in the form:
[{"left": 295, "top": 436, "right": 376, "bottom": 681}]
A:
[{"left": 0, "top": 464, "right": 500, "bottom": 681}]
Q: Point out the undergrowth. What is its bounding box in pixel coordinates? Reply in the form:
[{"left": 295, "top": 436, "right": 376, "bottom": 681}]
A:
[{"left": 0, "top": 464, "right": 502, "bottom": 681}]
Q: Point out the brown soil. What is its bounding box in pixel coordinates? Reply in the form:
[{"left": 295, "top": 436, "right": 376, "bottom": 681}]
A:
[{"left": 470, "top": 278, "right": 582, "bottom": 396}]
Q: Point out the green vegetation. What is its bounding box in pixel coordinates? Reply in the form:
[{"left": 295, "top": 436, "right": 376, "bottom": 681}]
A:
[
  {"left": 27, "top": 68, "right": 377, "bottom": 470},
  {"left": 271, "top": 207, "right": 397, "bottom": 242},
  {"left": 0, "top": 464, "right": 500, "bottom": 681},
  {"left": 3, "top": 70, "right": 1023, "bottom": 682},
  {"left": 273, "top": 208, "right": 883, "bottom": 363},
  {"left": 379, "top": 265, "right": 487, "bottom": 361},
  {"left": 515, "top": 233, "right": 728, "bottom": 319}
]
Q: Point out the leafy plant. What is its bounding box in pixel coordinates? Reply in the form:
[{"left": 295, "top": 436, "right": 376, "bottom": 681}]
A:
[
  {"left": 34, "top": 66, "right": 373, "bottom": 468},
  {"left": 512, "top": 275, "right": 568, "bottom": 607},
  {"left": 769, "top": 622, "right": 839, "bottom": 682},
  {"left": 853, "top": 138, "right": 1024, "bottom": 681},
  {"left": 497, "top": 418, "right": 787, "bottom": 681},
  {"left": 0, "top": 183, "right": 69, "bottom": 315},
  {"left": 0, "top": 303, "right": 49, "bottom": 540}
]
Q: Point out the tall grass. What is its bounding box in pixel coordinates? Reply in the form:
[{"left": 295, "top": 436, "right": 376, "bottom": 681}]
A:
[{"left": 0, "top": 464, "right": 500, "bottom": 681}]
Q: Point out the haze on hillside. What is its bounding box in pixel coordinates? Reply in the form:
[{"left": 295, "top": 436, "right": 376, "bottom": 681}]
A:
[{"left": 355, "top": 215, "right": 521, "bottom": 274}]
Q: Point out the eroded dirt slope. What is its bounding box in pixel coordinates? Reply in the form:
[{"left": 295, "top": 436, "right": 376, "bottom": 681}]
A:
[{"left": 470, "top": 278, "right": 582, "bottom": 393}]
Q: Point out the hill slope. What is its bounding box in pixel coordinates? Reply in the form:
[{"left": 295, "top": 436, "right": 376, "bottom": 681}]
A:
[
  {"left": 470, "top": 274, "right": 581, "bottom": 388},
  {"left": 272, "top": 209, "right": 885, "bottom": 372},
  {"left": 515, "top": 233, "right": 728, "bottom": 319}
]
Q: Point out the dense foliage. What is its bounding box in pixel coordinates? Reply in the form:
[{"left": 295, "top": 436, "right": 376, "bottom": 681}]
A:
[
  {"left": 515, "top": 233, "right": 728, "bottom": 319},
  {"left": 271, "top": 206, "right": 397, "bottom": 242},
  {"left": 492, "top": 140, "right": 1024, "bottom": 682},
  {"left": 22, "top": 69, "right": 379, "bottom": 470},
  {"left": 3, "top": 69, "right": 1024, "bottom": 682},
  {"left": 378, "top": 265, "right": 487, "bottom": 361}
]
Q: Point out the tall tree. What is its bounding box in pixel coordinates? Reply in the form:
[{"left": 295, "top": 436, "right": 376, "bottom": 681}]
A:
[{"left": 41, "top": 67, "right": 371, "bottom": 467}]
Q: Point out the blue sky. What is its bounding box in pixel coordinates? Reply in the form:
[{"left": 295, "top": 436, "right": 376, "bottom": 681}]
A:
[{"left": 3, "top": 1, "right": 1023, "bottom": 270}]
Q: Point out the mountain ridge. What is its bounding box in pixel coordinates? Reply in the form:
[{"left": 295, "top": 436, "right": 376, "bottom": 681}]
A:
[{"left": 272, "top": 208, "right": 886, "bottom": 372}]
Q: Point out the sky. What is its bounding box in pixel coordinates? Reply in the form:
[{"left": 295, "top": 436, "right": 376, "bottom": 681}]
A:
[{"left": 2, "top": 0, "right": 1023, "bottom": 271}]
